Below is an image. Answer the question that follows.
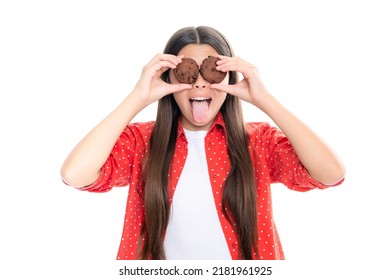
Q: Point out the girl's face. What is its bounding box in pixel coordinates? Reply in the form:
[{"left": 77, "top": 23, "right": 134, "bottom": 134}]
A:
[{"left": 169, "top": 44, "right": 229, "bottom": 131}]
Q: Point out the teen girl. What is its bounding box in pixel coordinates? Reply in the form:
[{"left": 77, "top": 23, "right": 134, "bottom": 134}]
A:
[{"left": 61, "top": 26, "right": 345, "bottom": 260}]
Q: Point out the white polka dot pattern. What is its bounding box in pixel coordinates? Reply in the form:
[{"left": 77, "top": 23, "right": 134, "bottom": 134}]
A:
[{"left": 77, "top": 113, "right": 342, "bottom": 260}]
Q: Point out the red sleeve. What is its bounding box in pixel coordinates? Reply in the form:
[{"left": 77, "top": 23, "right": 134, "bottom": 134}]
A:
[
  {"left": 260, "top": 123, "right": 344, "bottom": 192},
  {"left": 79, "top": 125, "right": 138, "bottom": 193}
]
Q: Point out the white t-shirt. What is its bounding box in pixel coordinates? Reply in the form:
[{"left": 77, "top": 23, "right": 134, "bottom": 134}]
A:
[{"left": 164, "top": 129, "right": 232, "bottom": 260}]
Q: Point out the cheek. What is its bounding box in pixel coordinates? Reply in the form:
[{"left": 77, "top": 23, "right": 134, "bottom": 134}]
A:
[
  {"left": 219, "top": 93, "right": 228, "bottom": 102},
  {"left": 213, "top": 92, "right": 227, "bottom": 107},
  {"left": 173, "top": 92, "right": 187, "bottom": 108}
]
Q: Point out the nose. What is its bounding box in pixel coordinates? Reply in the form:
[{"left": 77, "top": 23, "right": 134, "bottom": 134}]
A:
[{"left": 193, "top": 74, "right": 209, "bottom": 89}]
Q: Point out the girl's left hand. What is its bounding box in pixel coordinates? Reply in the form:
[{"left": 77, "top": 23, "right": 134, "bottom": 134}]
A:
[{"left": 211, "top": 55, "right": 269, "bottom": 110}]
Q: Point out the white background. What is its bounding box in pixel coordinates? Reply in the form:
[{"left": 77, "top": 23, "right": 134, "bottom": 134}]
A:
[{"left": 1, "top": 0, "right": 389, "bottom": 279}]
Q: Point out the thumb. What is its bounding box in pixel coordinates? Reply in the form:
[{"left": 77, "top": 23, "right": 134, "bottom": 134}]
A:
[
  {"left": 210, "top": 84, "right": 233, "bottom": 94},
  {"left": 169, "top": 83, "right": 192, "bottom": 93}
]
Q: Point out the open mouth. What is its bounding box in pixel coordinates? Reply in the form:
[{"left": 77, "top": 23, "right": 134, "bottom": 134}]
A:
[
  {"left": 189, "top": 97, "right": 212, "bottom": 104},
  {"left": 189, "top": 97, "right": 211, "bottom": 123}
]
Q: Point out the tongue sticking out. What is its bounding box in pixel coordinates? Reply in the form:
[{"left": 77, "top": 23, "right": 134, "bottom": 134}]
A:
[{"left": 191, "top": 100, "right": 209, "bottom": 123}]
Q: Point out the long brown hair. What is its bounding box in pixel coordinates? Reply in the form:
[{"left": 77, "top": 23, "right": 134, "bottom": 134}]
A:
[{"left": 140, "top": 26, "right": 258, "bottom": 259}]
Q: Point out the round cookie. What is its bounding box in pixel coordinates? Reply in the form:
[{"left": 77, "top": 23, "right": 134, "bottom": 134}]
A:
[
  {"left": 174, "top": 57, "right": 199, "bottom": 84},
  {"left": 199, "top": 56, "right": 226, "bottom": 84}
]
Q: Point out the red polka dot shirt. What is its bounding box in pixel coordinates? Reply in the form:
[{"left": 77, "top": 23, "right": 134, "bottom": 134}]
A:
[{"left": 77, "top": 113, "right": 343, "bottom": 260}]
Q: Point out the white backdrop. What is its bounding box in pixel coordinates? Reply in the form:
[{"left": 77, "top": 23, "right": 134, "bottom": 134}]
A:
[{"left": 1, "top": 0, "right": 389, "bottom": 279}]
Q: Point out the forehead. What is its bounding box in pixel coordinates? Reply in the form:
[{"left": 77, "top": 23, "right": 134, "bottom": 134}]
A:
[{"left": 178, "top": 44, "right": 219, "bottom": 65}]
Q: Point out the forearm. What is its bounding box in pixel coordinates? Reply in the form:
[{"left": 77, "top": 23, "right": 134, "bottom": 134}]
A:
[
  {"left": 61, "top": 93, "right": 146, "bottom": 188},
  {"left": 257, "top": 93, "right": 345, "bottom": 185}
]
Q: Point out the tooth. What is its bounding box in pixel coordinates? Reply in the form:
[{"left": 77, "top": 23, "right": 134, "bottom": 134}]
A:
[{"left": 191, "top": 97, "right": 209, "bottom": 101}]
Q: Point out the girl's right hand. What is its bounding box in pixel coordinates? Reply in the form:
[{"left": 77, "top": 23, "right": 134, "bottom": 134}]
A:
[
  {"left": 132, "top": 54, "right": 192, "bottom": 107},
  {"left": 61, "top": 54, "right": 191, "bottom": 188}
]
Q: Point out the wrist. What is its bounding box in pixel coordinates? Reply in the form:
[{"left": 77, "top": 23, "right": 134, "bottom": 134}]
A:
[
  {"left": 253, "top": 92, "right": 278, "bottom": 113},
  {"left": 125, "top": 90, "right": 151, "bottom": 112}
]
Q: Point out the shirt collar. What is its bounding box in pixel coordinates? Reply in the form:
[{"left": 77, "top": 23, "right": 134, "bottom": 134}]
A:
[{"left": 176, "top": 112, "right": 226, "bottom": 141}]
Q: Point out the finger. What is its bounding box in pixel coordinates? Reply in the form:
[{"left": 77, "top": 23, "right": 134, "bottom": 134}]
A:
[
  {"left": 211, "top": 84, "right": 246, "bottom": 101},
  {"left": 216, "top": 59, "right": 245, "bottom": 72},
  {"left": 146, "top": 60, "right": 179, "bottom": 77},
  {"left": 216, "top": 54, "right": 228, "bottom": 61},
  {"left": 210, "top": 83, "right": 233, "bottom": 93},
  {"left": 218, "top": 61, "right": 257, "bottom": 79},
  {"left": 145, "top": 54, "right": 183, "bottom": 69},
  {"left": 159, "top": 54, "right": 183, "bottom": 66},
  {"left": 217, "top": 56, "right": 253, "bottom": 69},
  {"left": 215, "top": 56, "right": 233, "bottom": 68},
  {"left": 168, "top": 83, "right": 192, "bottom": 93}
]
